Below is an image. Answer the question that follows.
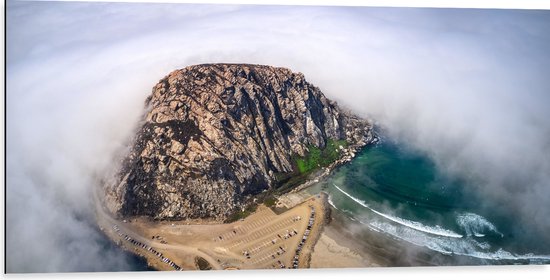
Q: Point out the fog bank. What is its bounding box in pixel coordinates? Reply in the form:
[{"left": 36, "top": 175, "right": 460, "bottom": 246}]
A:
[{"left": 7, "top": 1, "right": 550, "bottom": 271}]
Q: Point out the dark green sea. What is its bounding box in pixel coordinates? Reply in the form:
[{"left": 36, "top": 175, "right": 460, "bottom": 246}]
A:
[{"left": 308, "top": 137, "right": 550, "bottom": 266}]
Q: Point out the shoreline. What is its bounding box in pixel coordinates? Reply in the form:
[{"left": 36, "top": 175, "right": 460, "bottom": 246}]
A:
[
  {"left": 289, "top": 134, "right": 377, "bottom": 195},
  {"left": 278, "top": 189, "right": 393, "bottom": 269},
  {"left": 96, "top": 134, "right": 379, "bottom": 271},
  {"left": 312, "top": 208, "right": 394, "bottom": 267},
  {"left": 271, "top": 137, "right": 397, "bottom": 269},
  {"left": 99, "top": 132, "right": 550, "bottom": 270}
]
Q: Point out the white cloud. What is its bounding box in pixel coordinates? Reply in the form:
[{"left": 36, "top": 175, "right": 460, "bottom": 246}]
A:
[{"left": 6, "top": 0, "right": 550, "bottom": 271}]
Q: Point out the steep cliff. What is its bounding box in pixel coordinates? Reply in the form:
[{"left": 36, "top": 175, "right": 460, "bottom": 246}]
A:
[{"left": 104, "top": 64, "right": 375, "bottom": 220}]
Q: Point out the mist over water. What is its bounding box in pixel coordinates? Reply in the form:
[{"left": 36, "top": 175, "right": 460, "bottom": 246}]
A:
[
  {"left": 313, "top": 138, "right": 550, "bottom": 265},
  {"left": 6, "top": 1, "right": 550, "bottom": 272}
]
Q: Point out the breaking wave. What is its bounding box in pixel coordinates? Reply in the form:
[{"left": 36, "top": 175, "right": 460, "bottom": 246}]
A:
[
  {"left": 334, "top": 184, "right": 463, "bottom": 238},
  {"left": 327, "top": 195, "right": 338, "bottom": 210},
  {"left": 331, "top": 185, "right": 550, "bottom": 263},
  {"left": 456, "top": 212, "right": 503, "bottom": 237},
  {"left": 369, "top": 220, "right": 550, "bottom": 263}
]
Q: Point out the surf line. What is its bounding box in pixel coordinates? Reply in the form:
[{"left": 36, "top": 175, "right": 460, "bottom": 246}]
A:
[{"left": 333, "top": 184, "right": 463, "bottom": 238}]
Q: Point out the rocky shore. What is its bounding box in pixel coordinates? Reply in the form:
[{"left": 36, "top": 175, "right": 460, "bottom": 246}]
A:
[{"left": 289, "top": 134, "right": 378, "bottom": 195}]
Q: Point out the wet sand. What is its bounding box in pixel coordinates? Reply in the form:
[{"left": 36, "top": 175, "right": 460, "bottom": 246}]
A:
[{"left": 279, "top": 191, "right": 392, "bottom": 268}]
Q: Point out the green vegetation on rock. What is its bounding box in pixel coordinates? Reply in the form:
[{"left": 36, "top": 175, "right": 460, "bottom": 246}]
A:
[
  {"left": 272, "top": 139, "right": 349, "bottom": 194},
  {"left": 295, "top": 139, "right": 348, "bottom": 174},
  {"left": 263, "top": 196, "right": 277, "bottom": 207},
  {"left": 225, "top": 139, "right": 349, "bottom": 223}
]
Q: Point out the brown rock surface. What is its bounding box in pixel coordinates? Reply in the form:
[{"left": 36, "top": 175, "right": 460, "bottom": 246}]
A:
[{"left": 104, "top": 64, "right": 375, "bottom": 220}]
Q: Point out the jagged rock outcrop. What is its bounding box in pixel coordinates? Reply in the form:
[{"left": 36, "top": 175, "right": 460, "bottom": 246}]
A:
[{"left": 104, "top": 64, "right": 375, "bottom": 220}]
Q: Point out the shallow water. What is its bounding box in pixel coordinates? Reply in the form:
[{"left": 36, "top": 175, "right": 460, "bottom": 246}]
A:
[{"left": 308, "top": 137, "right": 550, "bottom": 265}]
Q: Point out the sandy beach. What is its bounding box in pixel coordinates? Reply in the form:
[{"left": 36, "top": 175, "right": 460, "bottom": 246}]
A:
[{"left": 310, "top": 233, "right": 366, "bottom": 268}]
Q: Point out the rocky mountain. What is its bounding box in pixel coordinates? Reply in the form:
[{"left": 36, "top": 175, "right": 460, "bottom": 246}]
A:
[{"left": 104, "top": 64, "right": 376, "bottom": 220}]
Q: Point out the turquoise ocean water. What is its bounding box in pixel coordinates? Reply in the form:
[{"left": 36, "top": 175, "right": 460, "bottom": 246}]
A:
[{"left": 308, "top": 137, "right": 550, "bottom": 265}]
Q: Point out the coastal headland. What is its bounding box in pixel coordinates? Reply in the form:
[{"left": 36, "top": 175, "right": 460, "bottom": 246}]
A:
[{"left": 96, "top": 63, "right": 379, "bottom": 270}]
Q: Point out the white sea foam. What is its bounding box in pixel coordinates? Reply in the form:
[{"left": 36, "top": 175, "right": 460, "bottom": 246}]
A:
[
  {"left": 331, "top": 185, "right": 549, "bottom": 263},
  {"left": 332, "top": 184, "right": 550, "bottom": 263},
  {"left": 333, "top": 184, "right": 369, "bottom": 208},
  {"left": 357, "top": 219, "right": 381, "bottom": 233},
  {"left": 333, "top": 184, "right": 463, "bottom": 238},
  {"left": 456, "top": 212, "right": 503, "bottom": 237},
  {"left": 340, "top": 209, "right": 357, "bottom": 221},
  {"left": 342, "top": 209, "right": 354, "bottom": 216},
  {"left": 369, "top": 220, "right": 550, "bottom": 263},
  {"left": 327, "top": 195, "right": 338, "bottom": 210}
]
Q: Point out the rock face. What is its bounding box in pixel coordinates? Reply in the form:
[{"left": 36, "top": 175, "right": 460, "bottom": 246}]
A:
[{"left": 105, "top": 64, "right": 375, "bottom": 220}]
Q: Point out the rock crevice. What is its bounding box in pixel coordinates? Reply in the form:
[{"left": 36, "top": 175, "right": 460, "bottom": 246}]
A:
[{"left": 105, "top": 63, "right": 375, "bottom": 220}]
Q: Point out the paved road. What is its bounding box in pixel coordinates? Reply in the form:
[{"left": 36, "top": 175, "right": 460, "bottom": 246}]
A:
[{"left": 93, "top": 187, "right": 222, "bottom": 270}]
